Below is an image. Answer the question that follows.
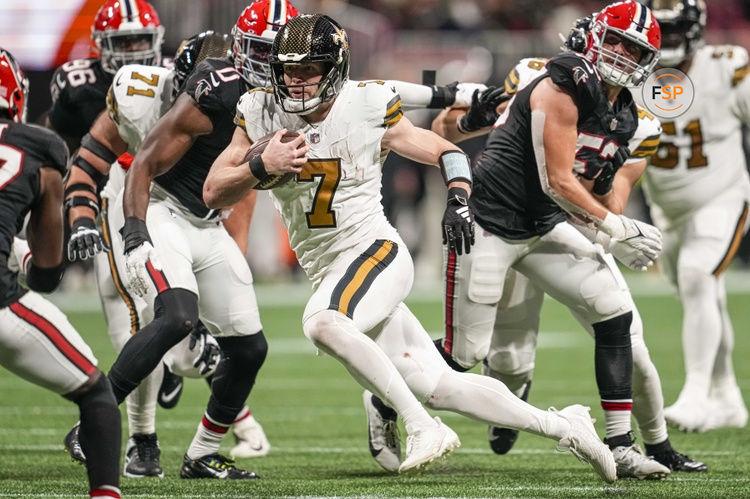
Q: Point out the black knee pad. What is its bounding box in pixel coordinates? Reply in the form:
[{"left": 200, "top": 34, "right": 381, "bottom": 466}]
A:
[
  {"left": 593, "top": 312, "right": 633, "bottom": 400},
  {"left": 207, "top": 332, "right": 268, "bottom": 425},
  {"left": 73, "top": 372, "right": 116, "bottom": 409},
  {"left": 153, "top": 288, "right": 199, "bottom": 344}
]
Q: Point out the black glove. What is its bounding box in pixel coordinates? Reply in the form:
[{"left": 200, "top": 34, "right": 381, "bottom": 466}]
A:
[
  {"left": 67, "top": 217, "right": 104, "bottom": 261},
  {"left": 188, "top": 321, "right": 222, "bottom": 376},
  {"left": 458, "top": 86, "right": 511, "bottom": 133},
  {"left": 120, "top": 217, "right": 152, "bottom": 255},
  {"left": 593, "top": 145, "right": 630, "bottom": 195},
  {"left": 442, "top": 186, "right": 475, "bottom": 255}
]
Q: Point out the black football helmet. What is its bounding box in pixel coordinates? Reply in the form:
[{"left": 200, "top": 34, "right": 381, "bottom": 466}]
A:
[
  {"left": 562, "top": 15, "right": 594, "bottom": 53},
  {"left": 173, "top": 31, "right": 232, "bottom": 96},
  {"left": 269, "top": 14, "right": 350, "bottom": 115},
  {"left": 645, "top": 0, "right": 705, "bottom": 66}
]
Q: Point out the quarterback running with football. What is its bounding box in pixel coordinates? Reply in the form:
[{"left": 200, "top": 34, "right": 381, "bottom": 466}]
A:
[
  {"left": 0, "top": 49, "right": 122, "bottom": 499},
  {"left": 206, "top": 14, "right": 618, "bottom": 482},
  {"left": 640, "top": 0, "right": 750, "bottom": 433}
]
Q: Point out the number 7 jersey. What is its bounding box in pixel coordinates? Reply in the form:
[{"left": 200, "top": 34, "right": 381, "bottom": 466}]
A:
[
  {"left": 235, "top": 80, "right": 403, "bottom": 285},
  {"left": 634, "top": 45, "right": 750, "bottom": 220}
]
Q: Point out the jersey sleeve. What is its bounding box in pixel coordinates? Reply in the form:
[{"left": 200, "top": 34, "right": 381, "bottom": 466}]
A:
[
  {"left": 235, "top": 88, "right": 275, "bottom": 143},
  {"left": 545, "top": 53, "right": 600, "bottom": 115},
  {"left": 25, "top": 125, "right": 69, "bottom": 176},
  {"left": 626, "top": 106, "right": 661, "bottom": 163},
  {"left": 47, "top": 67, "right": 76, "bottom": 133},
  {"left": 354, "top": 80, "right": 403, "bottom": 129},
  {"left": 184, "top": 60, "right": 244, "bottom": 129}
]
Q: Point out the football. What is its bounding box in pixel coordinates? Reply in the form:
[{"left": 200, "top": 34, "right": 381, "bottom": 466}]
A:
[{"left": 245, "top": 130, "right": 302, "bottom": 190}]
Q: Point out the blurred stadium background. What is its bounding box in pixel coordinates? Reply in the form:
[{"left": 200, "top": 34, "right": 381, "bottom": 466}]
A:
[{"left": 1, "top": 1, "right": 750, "bottom": 496}]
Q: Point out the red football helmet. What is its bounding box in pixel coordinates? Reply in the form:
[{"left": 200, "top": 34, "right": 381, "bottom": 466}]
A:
[
  {"left": 232, "top": 0, "right": 300, "bottom": 87},
  {"left": 585, "top": 1, "right": 661, "bottom": 86},
  {"left": 92, "top": 0, "right": 165, "bottom": 74},
  {"left": 0, "top": 49, "right": 29, "bottom": 123}
]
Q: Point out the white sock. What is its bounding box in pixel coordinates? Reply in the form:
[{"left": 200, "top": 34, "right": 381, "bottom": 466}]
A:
[
  {"left": 603, "top": 407, "right": 632, "bottom": 440},
  {"left": 630, "top": 312, "right": 667, "bottom": 445},
  {"left": 304, "top": 310, "right": 433, "bottom": 433},
  {"left": 428, "top": 370, "right": 570, "bottom": 440},
  {"left": 125, "top": 363, "right": 163, "bottom": 435},
  {"left": 233, "top": 406, "right": 251, "bottom": 424},
  {"left": 186, "top": 414, "right": 230, "bottom": 460}
]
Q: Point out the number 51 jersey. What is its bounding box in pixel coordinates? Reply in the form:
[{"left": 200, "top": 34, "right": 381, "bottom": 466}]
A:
[
  {"left": 634, "top": 45, "right": 750, "bottom": 221},
  {"left": 235, "top": 80, "right": 403, "bottom": 285}
]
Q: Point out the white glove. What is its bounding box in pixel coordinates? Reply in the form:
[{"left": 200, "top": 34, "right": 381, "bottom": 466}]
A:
[
  {"left": 8, "top": 237, "right": 31, "bottom": 282},
  {"left": 453, "top": 83, "right": 488, "bottom": 107},
  {"left": 124, "top": 242, "right": 159, "bottom": 297},
  {"left": 599, "top": 212, "right": 662, "bottom": 266},
  {"left": 609, "top": 239, "right": 658, "bottom": 271},
  {"left": 189, "top": 324, "right": 221, "bottom": 376}
]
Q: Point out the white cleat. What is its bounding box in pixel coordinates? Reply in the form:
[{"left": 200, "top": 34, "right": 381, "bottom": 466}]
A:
[
  {"left": 553, "top": 405, "right": 617, "bottom": 484},
  {"left": 230, "top": 415, "right": 271, "bottom": 458},
  {"left": 664, "top": 396, "right": 711, "bottom": 433},
  {"left": 612, "top": 444, "right": 670, "bottom": 480},
  {"left": 705, "top": 386, "right": 748, "bottom": 430},
  {"left": 363, "top": 390, "right": 401, "bottom": 472},
  {"left": 398, "top": 417, "right": 460, "bottom": 473}
]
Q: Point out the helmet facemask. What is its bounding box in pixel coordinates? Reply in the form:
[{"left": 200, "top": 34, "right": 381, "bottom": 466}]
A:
[
  {"left": 95, "top": 26, "right": 165, "bottom": 74},
  {"left": 270, "top": 54, "right": 348, "bottom": 115},
  {"left": 589, "top": 22, "right": 659, "bottom": 87},
  {"left": 232, "top": 28, "right": 276, "bottom": 87}
]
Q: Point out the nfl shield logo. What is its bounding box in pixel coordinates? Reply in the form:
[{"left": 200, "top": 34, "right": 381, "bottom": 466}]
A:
[{"left": 309, "top": 132, "right": 320, "bottom": 144}]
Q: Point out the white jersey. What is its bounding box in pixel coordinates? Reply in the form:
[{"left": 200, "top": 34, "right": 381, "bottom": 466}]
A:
[
  {"left": 634, "top": 45, "right": 750, "bottom": 220},
  {"left": 100, "top": 64, "right": 174, "bottom": 200},
  {"left": 505, "top": 57, "right": 662, "bottom": 166},
  {"left": 236, "top": 80, "right": 403, "bottom": 285}
]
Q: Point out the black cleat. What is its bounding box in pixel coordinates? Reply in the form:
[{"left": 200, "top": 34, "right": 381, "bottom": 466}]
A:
[
  {"left": 124, "top": 433, "right": 164, "bottom": 478},
  {"left": 179, "top": 453, "right": 259, "bottom": 479},
  {"left": 488, "top": 381, "right": 531, "bottom": 455},
  {"left": 157, "top": 363, "right": 184, "bottom": 409},
  {"left": 63, "top": 423, "right": 86, "bottom": 464},
  {"left": 651, "top": 449, "right": 707, "bottom": 472}
]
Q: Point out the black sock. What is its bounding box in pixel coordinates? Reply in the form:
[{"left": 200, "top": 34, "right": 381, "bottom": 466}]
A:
[
  {"left": 645, "top": 439, "right": 672, "bottom": 456},
  {"left": 75, "top": 375, "right": 121, "bottom": 490}
]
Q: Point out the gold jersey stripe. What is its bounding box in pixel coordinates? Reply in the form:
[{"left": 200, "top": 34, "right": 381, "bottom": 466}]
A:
[
  {"left": 234, "top": 114, "right": 246, "bottom": 128},
  {"left": 504, "top": 68, "right": 520, "bottom": 95},
  {"left": 713, "top": 202, "right": 749, "bottom": 276},
  {"left": 733, "top": 65, "right": 749, "bottom": 87},
  {"left": 336, "top": 241, "right": 395, "bottom": 316},
  {"left": 632, "top": 147, "right": 658, "bottom": 157}
]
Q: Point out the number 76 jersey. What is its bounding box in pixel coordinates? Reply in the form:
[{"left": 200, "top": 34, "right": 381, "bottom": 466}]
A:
[
  {"left": 635, "top": 45, "right": 750, "bottom": 220},
  {"left": 235, "top": 80, "right": 402, "bottom": 285}
]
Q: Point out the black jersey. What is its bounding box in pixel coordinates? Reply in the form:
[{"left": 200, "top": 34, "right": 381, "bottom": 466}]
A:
[
  {"left": 0, "top": 119, "right": 69, "bottom": 308},
  {"left": 153, "top": 58, "right": 248, "bottom": 218},
  {"left": 471, "top": 53, "right": 639, "bottom": 240},
  {"left": 48, "top": 58, "right": 112, "bottom": 147}
]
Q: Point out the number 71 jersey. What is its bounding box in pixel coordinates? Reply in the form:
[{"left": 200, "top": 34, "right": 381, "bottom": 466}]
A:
[
  {"left": 635, "top": 45, "right": 750, "bottom": 220},
  {"left": 235, "top": 80, "right": 402, "bottom": 284}
]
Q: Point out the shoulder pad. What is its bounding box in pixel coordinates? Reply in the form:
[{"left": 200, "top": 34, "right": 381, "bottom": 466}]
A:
[
  {"left": 352, "top": 80, "right": 403, "bottom": 128},
  {"left": 26, "top": 124, "right": 69, "bottom": 176},
  {"left": 505, "top": 58, "right": 549, "bottom": 95},
  {"left": 545, "top": 53, "right": 602, "bottom": 111},
  {"left": 184, "top": 59, "right": 244, "bottom": 121}
]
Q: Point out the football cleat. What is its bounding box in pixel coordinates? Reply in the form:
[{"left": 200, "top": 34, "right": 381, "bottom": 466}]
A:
[
  {"left": 553, "top": 405, "right": 617, "bottom": 484},
  {"left": 651, "top": 448, "right": 707, "bottom": 472},
  {"left": 63, "top": 423, "right": 86, "bottom": 464},
  {"left": 363, "top": 390, "right": 401, "bottom": 472},
  {"left": 488, "top": 381, "right": 531, "bottom": 455},
  {"left": 664, "top": 396, "right": 711, "bottom": 433},
  {"left": 398, "top": 417, "right": 460, "bottom": 473},
  {"left": 606, "top": 432, "right": 670, "bottom": 480},
  {"left": 231, "top": 414, "right": 271, "bottom": 458},
  {"left": 180, "top": 453, "right": 259, "bottom": 479},
  {"left": 157, "top": 363, "right": 184, "bottom": 410},
  {"left": 124, "top": 433, "right": 164, "bottom": 478}
]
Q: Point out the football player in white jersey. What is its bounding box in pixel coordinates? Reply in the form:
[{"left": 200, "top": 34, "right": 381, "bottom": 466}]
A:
[
  {"left": 206, "top": 14, "right": 618, "bottom": 482},
  {"left": 63, "top": 31, "right": 269, "bottom": 476},
  {"left": 426, "top": 41, "right": 706, "bottom": 476},
  {"left": 639, "top": 0, "right": 750, "bottom": 432}
]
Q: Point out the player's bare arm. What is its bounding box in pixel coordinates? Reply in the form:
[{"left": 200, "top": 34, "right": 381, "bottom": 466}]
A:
[
  {"left": 123, "top": 93, "right": 213, "bottom": 222},
  {"left": 382, "top": 115, "right": 475, "bottom": 254},
  {"left": 594, "top": 159, "right": 646, "bottom": 215},
  {"left": 531, "top": 78, "right": 611, "bottom": 222},
  {"left": 204, "top": 127, "right": 308, "bottom": 209}
]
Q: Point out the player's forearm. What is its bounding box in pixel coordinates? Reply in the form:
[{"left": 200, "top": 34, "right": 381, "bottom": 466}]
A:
[
  {"left": 547, "top": 172, "right": 609, "bottom": 222},
  {"left": 204, "top": 159, "right": 256, "bottom": 209},
  {"left": 123, "top": 166, "right": 153, "bottom": 221}
]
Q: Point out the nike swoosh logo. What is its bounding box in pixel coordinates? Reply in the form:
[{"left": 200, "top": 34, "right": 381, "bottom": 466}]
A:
[
  {"left": 115, "top": 73, "right": 124, "bottom": 87},
  {"left": 210, "top": 73, "right": 220, "bottom": 87},
  {"left": 159, "top": 384, "right": 182, "bottom": 404}
]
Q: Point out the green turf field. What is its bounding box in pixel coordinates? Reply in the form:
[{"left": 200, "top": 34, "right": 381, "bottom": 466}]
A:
[{"left": 1, "top": 280, "right": 748, "bottom": 498}]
